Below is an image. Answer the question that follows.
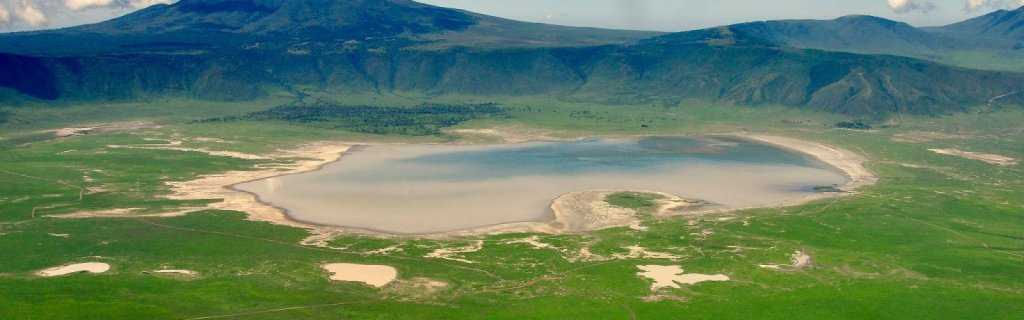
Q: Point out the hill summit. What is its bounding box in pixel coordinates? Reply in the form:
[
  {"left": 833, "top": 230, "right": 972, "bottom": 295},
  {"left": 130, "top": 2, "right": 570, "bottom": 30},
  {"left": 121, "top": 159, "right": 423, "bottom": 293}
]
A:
[
  {"left": 82, "top": 0, "right": 476, "bottom": 38},
  {"left": 0, "top": 0, "right": 657, "bottom": 56}
]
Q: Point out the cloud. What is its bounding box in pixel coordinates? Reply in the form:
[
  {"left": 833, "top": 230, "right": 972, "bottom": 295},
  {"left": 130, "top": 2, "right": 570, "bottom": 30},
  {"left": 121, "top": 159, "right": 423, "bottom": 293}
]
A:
[
  {"left": 887, "top": 0, "right": 937, "bottom": 14},
  {"left": 14, "top": 1, "right": 47, "bottom": 26},
  {"left": 64, "top": 0, "right": 172, "bottom": 11},
  {"left": 966, "top": 0, "right": 1024, "bottom": 11},
  {"left": 125, "top": 0, "right": 172, "bottom": 9},
  {"left": 1, "top": 1, "right": 57, "bottom": 29},
  {"left": 0, "top": 5, "right": 9, "bottom": 23},
  {"left": 967, "top": 0, "right": 991, "bottom": 11},
  {"left": 64, "top": 0, "right": 113, "bottom": 11},
  {"left": 0, "top": 0, "right": 173, "bottom": 30}
]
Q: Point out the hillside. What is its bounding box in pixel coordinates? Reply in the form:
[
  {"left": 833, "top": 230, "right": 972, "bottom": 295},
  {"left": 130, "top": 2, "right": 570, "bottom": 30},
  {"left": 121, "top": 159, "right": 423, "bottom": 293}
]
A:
[
  {"left": 720, "top": 12, "right": 1024, "bottom": 72},
  {"left": 0, "top": 0, "right": 660, "bottom": 57},
  {"left": 0, "top": 0, "right": 1022, "bottom": 118},
  {"left": 730, "top": 15, "right": 961, "bottom": 55},
  {"left": 925, "top": 7, "right": 1024, "bottom": 49}
]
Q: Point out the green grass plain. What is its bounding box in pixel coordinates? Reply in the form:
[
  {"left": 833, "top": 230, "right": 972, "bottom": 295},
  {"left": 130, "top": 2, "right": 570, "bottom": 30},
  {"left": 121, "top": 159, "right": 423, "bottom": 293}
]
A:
[{"left": 0, "top": 95, "right": 1022, "bottom": 319}]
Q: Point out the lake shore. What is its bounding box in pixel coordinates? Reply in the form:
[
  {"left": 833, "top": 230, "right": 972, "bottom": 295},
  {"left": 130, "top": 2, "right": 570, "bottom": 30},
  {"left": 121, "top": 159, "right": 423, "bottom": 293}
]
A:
[
  {"left": 737, "top": 134, "right": 876, "bottom": 191},
  {"left": 159, "top": 132, "right": 876, "bottom": 239},
  {"left": 695, "top": 133, "right": 878, "bottom": 215},
  {"left": 164, "top": 142, "right": 353, "bottom": 231}
]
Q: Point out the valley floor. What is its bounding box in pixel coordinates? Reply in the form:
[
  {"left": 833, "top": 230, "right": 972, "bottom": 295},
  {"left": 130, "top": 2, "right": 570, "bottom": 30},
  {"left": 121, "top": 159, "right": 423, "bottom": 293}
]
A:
[{"left": 0, "top": 98, "right": 1022, "bottom": 319}]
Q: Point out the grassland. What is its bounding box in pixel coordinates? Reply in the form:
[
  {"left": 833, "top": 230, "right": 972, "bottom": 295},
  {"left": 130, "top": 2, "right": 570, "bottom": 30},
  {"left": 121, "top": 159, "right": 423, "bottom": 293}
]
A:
[
  {"left": 1, "top": 95, "right": 1022, "bottom": 319},
  {"left": 606, "top": 192, "right": 664, "bottom": 212}
]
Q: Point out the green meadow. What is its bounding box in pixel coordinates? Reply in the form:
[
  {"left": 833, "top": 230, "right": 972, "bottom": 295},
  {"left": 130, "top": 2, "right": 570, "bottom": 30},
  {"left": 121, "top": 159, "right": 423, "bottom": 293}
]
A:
[{"left": 0, "top": 96, "right": 1022, "bottom": 319}]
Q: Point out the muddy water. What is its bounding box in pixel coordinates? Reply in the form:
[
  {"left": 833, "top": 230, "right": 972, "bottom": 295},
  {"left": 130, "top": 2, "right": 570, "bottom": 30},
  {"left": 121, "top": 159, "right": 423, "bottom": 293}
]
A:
[{"left": 235, "top": 136, "right": 847, "bottom": 234}]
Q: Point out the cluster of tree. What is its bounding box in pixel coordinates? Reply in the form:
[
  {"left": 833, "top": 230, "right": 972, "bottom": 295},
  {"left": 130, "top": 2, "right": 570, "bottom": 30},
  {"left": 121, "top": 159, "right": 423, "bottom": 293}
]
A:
[
  {"left": 835, "top": 120, "right": 871, "bottom": 130},
  {"left": 191, "top": 101, "right": 508, "bottom": 136}
]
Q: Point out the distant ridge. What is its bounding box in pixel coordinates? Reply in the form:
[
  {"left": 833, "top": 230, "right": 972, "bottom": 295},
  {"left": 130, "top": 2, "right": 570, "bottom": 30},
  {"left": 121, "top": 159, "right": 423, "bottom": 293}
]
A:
[
  {"left": 925, "top": 6, "right": 1024, "bottom": 49},
  {"left": 730, "top": 15, "right": 961, "bottom": 55}
]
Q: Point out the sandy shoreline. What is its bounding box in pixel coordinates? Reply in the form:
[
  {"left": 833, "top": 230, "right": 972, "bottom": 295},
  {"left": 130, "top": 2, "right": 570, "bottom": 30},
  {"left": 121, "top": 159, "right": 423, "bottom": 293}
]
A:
[
  {"left": 164, "top": 142, "right": 353, "bottom": 231},
  {"left": 737, "top": 134, "right": 875, "bottom": 191},
  {"left": 710, "top": 133, "right": 877, "bottom": 214},
  {"left": 152, "top": 132, "right": 875, "bottom": 239}
]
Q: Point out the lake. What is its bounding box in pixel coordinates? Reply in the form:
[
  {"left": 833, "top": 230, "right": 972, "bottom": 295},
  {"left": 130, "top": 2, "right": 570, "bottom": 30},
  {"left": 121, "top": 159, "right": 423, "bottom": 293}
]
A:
[{"left": 234, "top": 136, "right": 847, "bottom": 235}]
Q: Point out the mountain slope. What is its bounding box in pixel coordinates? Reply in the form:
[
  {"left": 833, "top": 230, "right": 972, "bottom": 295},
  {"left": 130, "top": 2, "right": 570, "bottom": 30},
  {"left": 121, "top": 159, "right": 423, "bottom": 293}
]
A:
[
  {"left": 0, "top": 0, "right": 660, "bottom": 57},
  {"left": 731, "top": 15, "right": 961, "bottom": 55},
  {"left": 925, "top": 7, "right": 1024, "bottom": 49},
  {"left": 0, "top": 1, "right": 1022, "bottom": 118},
  {"left": 702, "top": 13, "right": 1024, "bottom": 73}
]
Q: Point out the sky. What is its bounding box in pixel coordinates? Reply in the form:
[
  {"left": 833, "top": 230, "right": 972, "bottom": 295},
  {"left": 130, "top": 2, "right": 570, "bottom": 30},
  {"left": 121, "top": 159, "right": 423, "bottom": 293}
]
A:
[{"left": 0, "top": 0, "right": 1022, "bottom": 33}]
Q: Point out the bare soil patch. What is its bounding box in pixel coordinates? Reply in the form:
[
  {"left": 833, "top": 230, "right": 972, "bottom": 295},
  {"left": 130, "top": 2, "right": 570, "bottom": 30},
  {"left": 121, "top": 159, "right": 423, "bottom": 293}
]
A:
[
  {"left": 322, "top": 263, "right": 398, "bottom": 288},
  {"left": 636, "top": 265, "right": 729, "bottom": 290},
  {"left": 51, "top": 121, "right": 158, "bottom": 138},
  {"left": 153, "top": 269, "right": 198, "bottom": 276},
  {"left": 929, "top": 148, "right": 1017, "bottom": 166},
  {"left": 37, "top": 262, "right": 110, "bottom": 277}
]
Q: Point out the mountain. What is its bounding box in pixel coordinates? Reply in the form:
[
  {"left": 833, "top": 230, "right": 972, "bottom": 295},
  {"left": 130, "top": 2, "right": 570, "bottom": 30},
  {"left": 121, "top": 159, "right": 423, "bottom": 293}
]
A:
[
  {"left": 730, "top": 15, "right": 961, "bottom": 55},
  {"left": 710, "top": 12, "right": 1024, "bottom": 56},
  {"left": 925, "top": 6, "right": 1024, "bottom": 49},
  {"left": 1, "top": 0, "right": 1022, "bottom": 118},
  {"left": 721, "top": 12, "right": 1024, "bottom": 73},
  {"left": 0, "top": 0, "right": 660, "bottom": 57},
  {"left": 575, "top": 27, "right": 1022, "bottom": 116}
]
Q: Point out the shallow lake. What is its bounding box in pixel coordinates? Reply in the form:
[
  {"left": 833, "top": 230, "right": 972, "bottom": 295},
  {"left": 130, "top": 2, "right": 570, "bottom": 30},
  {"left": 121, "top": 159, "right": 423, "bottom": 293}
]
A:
[{"left": 235, "top": 136, "right": 847, "bottom": 234}]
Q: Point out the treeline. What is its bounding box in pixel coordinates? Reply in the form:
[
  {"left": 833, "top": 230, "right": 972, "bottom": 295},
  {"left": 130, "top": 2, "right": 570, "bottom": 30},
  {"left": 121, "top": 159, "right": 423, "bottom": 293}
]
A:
[
  {"left": 835, "top": 120, "right": 871, "bottom": 130},
  {"left": 191, "top": 101, "right": 509, "bottom": 136}
]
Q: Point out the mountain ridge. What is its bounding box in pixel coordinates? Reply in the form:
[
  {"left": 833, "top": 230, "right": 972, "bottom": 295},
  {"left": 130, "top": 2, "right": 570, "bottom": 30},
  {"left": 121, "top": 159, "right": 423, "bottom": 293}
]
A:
[
  {"left": 925, "top": 6, "right": 1024, "bottom": 49},
  {"left": 0, "top": 0, "right": 660, "bottom": 57},
  {"left": 729, "top": 15, "right": 962, "bottom": 55}
]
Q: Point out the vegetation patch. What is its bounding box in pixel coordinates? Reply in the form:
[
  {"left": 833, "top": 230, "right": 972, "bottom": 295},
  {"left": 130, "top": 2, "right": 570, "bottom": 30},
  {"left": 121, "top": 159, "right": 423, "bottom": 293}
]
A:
[
  {"left": 191, "top": 101, "right": 509, "bottom": 135},
  {"left": 812, "top": 185, "right": 843, "bottom": 193},
  {"left": 836, "top": 120, "right": 872, "bottom": 129},
  {"left": 605, "top": 192, "right": 664, "bottom": 210}
]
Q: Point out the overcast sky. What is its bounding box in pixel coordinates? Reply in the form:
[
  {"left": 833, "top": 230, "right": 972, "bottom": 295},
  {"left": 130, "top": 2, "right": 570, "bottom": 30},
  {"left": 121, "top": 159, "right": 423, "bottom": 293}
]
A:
[{"left": 1, "top": 0, "right": 1022, "bottom": 33}]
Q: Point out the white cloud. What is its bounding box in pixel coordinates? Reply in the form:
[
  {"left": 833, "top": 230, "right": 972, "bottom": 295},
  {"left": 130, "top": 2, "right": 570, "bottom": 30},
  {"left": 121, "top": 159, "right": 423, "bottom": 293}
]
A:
[
  {"left": 14, "top": 2, "right": 46, "bottom": 26},
  {"left": 64, "top": 0, "right": 172, "bottom": 11},
  {"left": 65, "top": 0, "right": 114, "bottom": 11},
  {"left": 967, "top": 0, "right": 990, "bottom": 11},
  {"left": 966, "top": 0, "right": 1024, "bottom": 11},
  {"left": 0, "top": 0, "right": 175, "bottom": 31},
  {"left": 0, "top": 5, "right": 10, "bottom": 23},
  {"left": 126, "top": 0, "right": 173, "bottom": 9},
  {"left": 888, "top": 0, "right": 936, "bottom": 14}
]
